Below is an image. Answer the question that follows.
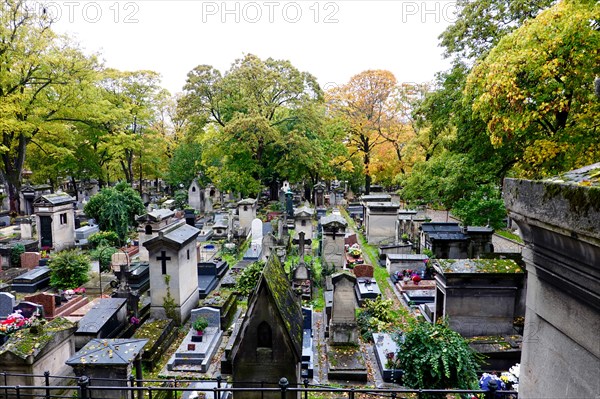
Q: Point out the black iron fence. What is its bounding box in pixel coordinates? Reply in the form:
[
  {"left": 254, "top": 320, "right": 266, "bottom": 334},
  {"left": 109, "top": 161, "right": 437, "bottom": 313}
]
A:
[{"left": 0, "top": 372, "right": 517, "bottom": 399}]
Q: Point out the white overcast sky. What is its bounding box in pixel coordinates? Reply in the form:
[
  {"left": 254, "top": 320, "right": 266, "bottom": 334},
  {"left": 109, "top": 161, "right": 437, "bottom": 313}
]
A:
[{"left": 48, "top": 0, "right": 457, "bottom": 94}]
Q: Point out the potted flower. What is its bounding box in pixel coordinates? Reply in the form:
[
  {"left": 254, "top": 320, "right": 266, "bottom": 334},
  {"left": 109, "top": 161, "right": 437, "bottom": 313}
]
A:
[
  {"left": 192, "top": 317, "right": 209, "bottom": 342},
  {"left": 348, "top": 244, "right": 362, "bottom": 258}
]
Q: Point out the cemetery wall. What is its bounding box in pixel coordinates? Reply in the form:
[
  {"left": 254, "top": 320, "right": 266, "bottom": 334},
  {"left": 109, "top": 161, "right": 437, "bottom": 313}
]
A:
[{"left": 504, "top": 173, "right": 600, "bottom": 399}]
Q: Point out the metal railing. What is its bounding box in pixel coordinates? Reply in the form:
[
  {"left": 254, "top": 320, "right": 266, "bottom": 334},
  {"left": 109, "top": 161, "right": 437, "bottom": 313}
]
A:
[{"left": 0, "top": 372, "right": 517, "bottom": 399}]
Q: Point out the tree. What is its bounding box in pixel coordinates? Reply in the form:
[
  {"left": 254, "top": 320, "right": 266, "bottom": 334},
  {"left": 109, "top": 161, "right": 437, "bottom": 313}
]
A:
[
  {"left": 396, "top": 319, "right": 481, "bottom": 396},
  {"left": 180, "top": 54, "right": 323, "bottom": 197},
  {"left": 165, "top": 140, "right": 205, "bottom": 189},
  {"left": 466, "top": 0, "right": 600, "bottom": 178},
  {"left": 0, "top": 0, "right": 97, "bottom": 211},
  {"left": 48, "top": 249, "right": 91, "bottom": 290},
  {"left": 327, "top": 70, "right": 402, "bottom": 194},
  {"left": 452, "top": 185, "right": 506, "bottom": 228},
  {"left": 439, "top": 0, "right": 554, "bottom": 62},
  {"left": 84, "top": 182, "right": 144, "bottom": 243}
]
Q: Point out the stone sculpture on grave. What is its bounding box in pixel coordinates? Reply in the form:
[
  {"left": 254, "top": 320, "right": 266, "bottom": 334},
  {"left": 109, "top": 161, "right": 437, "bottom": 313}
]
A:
[
  {"left": 33, "top": 193, "right": 76, "bottom": 251},
  {"left": 143, "top": 219, "right": 200, "bottom": 324}
]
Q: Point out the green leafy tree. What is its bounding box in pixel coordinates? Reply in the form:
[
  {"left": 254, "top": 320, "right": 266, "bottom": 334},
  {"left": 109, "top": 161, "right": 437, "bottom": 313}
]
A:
[
  {"left": 179, "top": 54, "right": 323, "bottom": 197},
  {"left": 84, "top": 182, "right": 144, "bottom": 243},
  {"left": 466, "top": 0, "right": 600, "bottom": 178},
  {"left": 0, "top": 0, "right": 98, "bottom": 211},
  {"left": 165, "top": 141, "right": 205, "bottom": 188},
  {"left": 10, "top": 244, "right": 25, "bottom": 268},
  {"left": 396, "top": 319, "right": 481, "bottom": 396},
  {"left": 90, "top": 245, "right": 117, "bottom": 272},
  {"left": 452, "top": 185, "right": 506, "bottom": 228},
  {"left": 48, "top": 250, "right": 91, "bottom": 290},
  {"left": 87, "top": 231, "right": 121, "bottom": 249}
]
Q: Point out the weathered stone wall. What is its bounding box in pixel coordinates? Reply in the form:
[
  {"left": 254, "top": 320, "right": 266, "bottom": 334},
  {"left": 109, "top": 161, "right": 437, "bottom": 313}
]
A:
[{"left": 504, "top": 168, "right": 600, "bottom": 399}]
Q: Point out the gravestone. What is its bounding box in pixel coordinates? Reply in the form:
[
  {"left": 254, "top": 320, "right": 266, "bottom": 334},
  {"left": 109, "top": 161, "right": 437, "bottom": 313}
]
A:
[
  {"left": 244, "top": 218, "right": 263, "bottom": 260},
  {"left": 167, "top": 307, "right": 223, "bottom": 372},
  {"left": 0, "top": 292, "right": 16, "bottom": 318},
  {"left": 353, "top": 264, "right": 374, "bottom": 278},
  {"left": 74, "top": 224, "right": 99, "bottom": 246},
  {"left": 301, "top": 306, "right": 314, "bottom": 379},
  {"left": 321, "top": 214, "right": 348, "bottom": 270},
  {"left": 355, "top": 277, "right": 381, "bottom": 306},
  {"left": 20, "top": 252, "right": 41, "bottom": 269},
  {"left": 330, "top": 273, "right": 359, "bottom": 344}
]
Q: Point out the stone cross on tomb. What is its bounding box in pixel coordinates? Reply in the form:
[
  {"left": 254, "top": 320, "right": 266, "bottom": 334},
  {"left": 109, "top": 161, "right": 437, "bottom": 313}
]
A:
[
  {"left": 157, "top": 251, "right": 171, "bottom": 274},
  {"left": 293, "top": 231, "right": 312, "bottom": 259}
]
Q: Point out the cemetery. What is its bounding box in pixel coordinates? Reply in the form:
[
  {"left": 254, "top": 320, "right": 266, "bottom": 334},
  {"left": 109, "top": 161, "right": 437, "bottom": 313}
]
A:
[
  {"left": 0, "top": 168, "right": 594, "bottom": 399},
  {"left": 2, "top": 3, "right": 599, "bottom": 397}
]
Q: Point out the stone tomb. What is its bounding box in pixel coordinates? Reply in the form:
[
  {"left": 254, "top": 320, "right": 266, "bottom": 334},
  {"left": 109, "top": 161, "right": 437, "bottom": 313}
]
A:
[
  {"left": 433, "top": 258, "right": 524, "bottom": 337},
  {"left": 11, "top": 266, "right": 51, "bottom": 293},
  {"left": 238, "top": 198, "right": 258, "bottom": 234},
  {"left": 143, "top": 219, "right": 200, "bottom": 323},
  {"left": 167, "top": 307, "right": 223, "bottom": 372},
  {"left": 329, "top": 273, "right": 359, "bottom": 344},
  {"left": 66, "top": 338, "right": 147, "bottom": 399},
  {"left": 197, "top": 259, "right": 229, "bottom": 299},
  {"left": 386, "top": 253, "right": 429, "bottom": 276},
  {"left": 363, "top": 201, "right": 400, "bottom": 245},
  {"left": 229, "top": 255, "right": 303, "bottom": 399},
  {"left": 74, "top": 297, "right": 128, "bottom": 350},
  {"left": 33, "top": 193, "right": 76, "bottom": 251},
  {"left": 74, "top": 224, "right": 99, "bottom": 247},
  {"left": 353, "top": 265, "right": 381, "bottom": 306},
  {"left": 243, "top": 218, "right": 264, "bottom": 261},
  {"left": 372, "top": 333, "right": 403, "bottom": 383},
  {"left": 0, "top": 318, "right": 76, "bottom": 395},
  {"left": 301, "top": 306, "right": 314, "bottom": 379},
  {"left": 188, "top": 178, "right": 205, "bottom": 212}
]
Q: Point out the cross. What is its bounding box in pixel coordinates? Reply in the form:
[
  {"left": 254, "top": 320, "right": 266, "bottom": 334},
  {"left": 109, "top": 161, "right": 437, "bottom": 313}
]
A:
[{"left": 156, "top": 251, "right": 171, "bottom": 274}]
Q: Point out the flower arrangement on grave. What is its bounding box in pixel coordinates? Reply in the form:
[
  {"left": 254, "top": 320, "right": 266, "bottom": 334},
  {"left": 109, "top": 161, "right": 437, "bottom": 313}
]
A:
[
  {"left": 192, "top": 317, "right": 209, "bottom": 335},
  {"left": 348, "top": 244, "right": 362, "bottom": 258},
  {"left": 385, "top": 351, "right": 398, "bottom": 369},
  {"left": 411, "top": 274, "right": 422, "bottom": 285},
  {"left": 0, "top": 310, "right": 33, "bottom": 335}
]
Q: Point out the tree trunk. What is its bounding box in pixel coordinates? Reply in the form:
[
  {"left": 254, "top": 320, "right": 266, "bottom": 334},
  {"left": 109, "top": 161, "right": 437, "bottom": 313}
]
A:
[{"left": 364, "top": 152, "right": 371, "bottom": 195}]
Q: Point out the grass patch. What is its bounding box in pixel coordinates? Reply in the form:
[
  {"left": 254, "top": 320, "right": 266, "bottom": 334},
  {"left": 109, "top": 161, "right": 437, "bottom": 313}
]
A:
[{"left": 497, "top": 229, "right": 524, "bottom": 244}]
